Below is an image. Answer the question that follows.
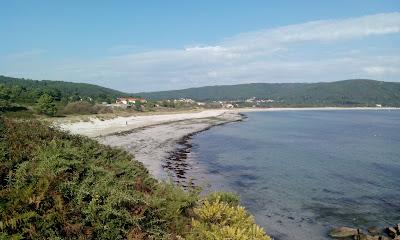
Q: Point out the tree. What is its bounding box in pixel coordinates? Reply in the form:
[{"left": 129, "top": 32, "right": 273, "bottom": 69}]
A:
[
  {"left": 0, "top": 84, "right": 10, "bottom": 111},
  {"left": 35, "top": 94, "right": 57, "bottom": 116}
]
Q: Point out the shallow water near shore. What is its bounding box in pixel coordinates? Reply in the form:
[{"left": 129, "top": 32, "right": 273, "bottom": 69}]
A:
[{"left": 186, "top": 110, "right": 400, "bottom": 240}]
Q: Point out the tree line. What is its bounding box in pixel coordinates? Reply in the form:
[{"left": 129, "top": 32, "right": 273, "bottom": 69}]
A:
[{"left": 0, "top": 76, "right": 131, "bottom": 116}]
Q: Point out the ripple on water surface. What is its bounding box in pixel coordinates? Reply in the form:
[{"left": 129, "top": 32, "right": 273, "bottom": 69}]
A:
[{"left": 187, "top": 110, "right": 400, "bottom": 240}]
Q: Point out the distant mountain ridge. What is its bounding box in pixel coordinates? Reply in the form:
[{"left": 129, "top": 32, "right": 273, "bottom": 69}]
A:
[
  {"left": 2, "top": 76, "right": 400, "bottom": 106},
  {"left": 136, "top": 79, "right": 400, "bottom": 106}
]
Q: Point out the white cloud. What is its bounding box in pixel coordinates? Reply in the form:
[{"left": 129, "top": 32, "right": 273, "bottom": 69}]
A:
[
  {"left": 363, "top": 66, "right": 400, "bottom": 76},
  {"left": 225, "top": 12, "right": 400, "bottom": 49},
  {"left": 1, "top": 12, "right": 400, "bottom": 91}
]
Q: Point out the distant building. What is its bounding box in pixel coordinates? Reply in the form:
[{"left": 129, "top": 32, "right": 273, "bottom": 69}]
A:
[
  {"left": 223, "top": 103, "right": 234, "bottom": 109},
  {"left": 376, "top": 104, "right": 382, "bottom": 108},
  {"left": 174, "top": 98, "right": 195, "bottom": 104},
  {"left": 116, "top": 97, "right": 147, "bottom": 104},
  {"left": 246, "top": 97, "right": 275, "bottom": 103},
  {"left": 245, "top": 97, "right": 256, "bottom": 103}
]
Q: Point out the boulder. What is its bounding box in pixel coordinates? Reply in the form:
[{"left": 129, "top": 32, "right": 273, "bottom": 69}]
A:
[
  {"left": 397, "top": 224, "right": 400, "bottom": 234},
  {"left": 386, "top": 227, "right": 397, "bottom": 238},
  {"left": 330, "top": 227, "right": 359, "bottom": 238},
  {"left": 379, "top": 237, "right": 392, "bottom": 240},
  {"left": 367, "top": 227, "right": 381, "bottom": 236},
  {"left": 357, "top": 234, "right": 379, "bottom": 240}
]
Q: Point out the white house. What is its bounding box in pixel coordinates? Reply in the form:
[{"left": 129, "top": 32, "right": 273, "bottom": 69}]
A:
[{"left": 116, "top": 97, "right": 147, "bottom": 104}]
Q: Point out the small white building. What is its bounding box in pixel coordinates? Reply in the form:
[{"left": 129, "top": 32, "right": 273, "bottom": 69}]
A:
[
  {"left": 246, "top": 97, "right": 256, "bottom": 103},
  {"left": 116, "top": 97, "right": 147, "bottom": 104},
  {"left": 174, "top": 98, "right": 195, "bottom": 104},
  {"left": 223, "top": 103, "right": 234, "bottom": 109}
]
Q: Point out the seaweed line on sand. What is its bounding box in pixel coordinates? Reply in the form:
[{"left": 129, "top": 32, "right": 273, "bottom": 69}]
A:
[{"left": 163, "top": 113, "right": 247, "bottom": 188}]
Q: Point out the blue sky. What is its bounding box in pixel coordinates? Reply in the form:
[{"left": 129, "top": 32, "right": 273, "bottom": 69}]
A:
[{"left": 1, "top": 1, "right": 400, "bottom": 92}]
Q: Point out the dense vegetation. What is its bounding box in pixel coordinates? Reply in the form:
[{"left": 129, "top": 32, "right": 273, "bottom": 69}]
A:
[
  {"left": 0, "top": 75, "right": 126, "bottom": 105},
  {"left": 0, "top": 76, "right": 140, "bottom": 116},
  {"left": 136, "top": 79, "right": 400, "bottom": 106},
  {"left": 0, "top": 117, "right": 270, "bottom": 239}
]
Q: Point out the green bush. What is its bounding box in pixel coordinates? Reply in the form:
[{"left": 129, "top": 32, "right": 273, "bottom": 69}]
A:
[
  {"left": 59, "top": 101, "right": 112, "bottom": 115},
  {"left": 188, "top": 197, "right": 271, "bottom": 240},
  {"left": 0, "top": 118, "right": 197, "bottom": 239},
  {"left": 205, "top": 192, "right": 240, "bottom": 206},
  {"left": 35, "top": 94, "right": 57, "bottom": 116}
]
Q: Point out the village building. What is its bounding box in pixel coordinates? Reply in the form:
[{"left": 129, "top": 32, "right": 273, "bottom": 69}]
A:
[
  {"left": 222, "top": 103, "right": 234, "bottom": 109},
  {"left": 173, "top": 98, "right": 195, "bottom": 104},
  {"left": 116, "top": 97, "right": 147, "bottom": 104}
]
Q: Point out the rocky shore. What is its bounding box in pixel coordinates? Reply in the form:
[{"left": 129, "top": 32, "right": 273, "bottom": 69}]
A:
[{"left": 330, "top": 224, "right": 400, "bottom": 240}]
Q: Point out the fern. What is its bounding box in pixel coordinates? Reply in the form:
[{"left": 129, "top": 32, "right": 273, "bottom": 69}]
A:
[{"left": 0, "top": 211, "right": 37, "bottom": 231}]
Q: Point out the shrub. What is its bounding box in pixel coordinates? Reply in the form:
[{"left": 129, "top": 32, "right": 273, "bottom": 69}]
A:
[
  {"left": 0, "top": 118, "right": 195, "bottom": 239},
  {"left": 205, "top": 192, "right": 240, "bottom": 206},
  {"left": 59, "top": 101, "right": 111, "bottom": 115},
  {"left": 187, "top": 197, "right": 271, "bottom": 240},
  {"left": 35, "top": 94, "right": 57, "bottom": 116}
]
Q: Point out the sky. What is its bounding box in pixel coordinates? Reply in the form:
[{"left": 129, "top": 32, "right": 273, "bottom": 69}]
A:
[{"left": 1, "top": 1, "right": 400, "bottom": 92}]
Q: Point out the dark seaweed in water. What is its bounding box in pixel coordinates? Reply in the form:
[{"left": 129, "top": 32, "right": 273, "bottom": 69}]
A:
[
  {"left": 163, "top": 135, "right": 193, "bottom": 186},
  {"left": 162, "top": 113, "right": 247, "bottom": 188}
]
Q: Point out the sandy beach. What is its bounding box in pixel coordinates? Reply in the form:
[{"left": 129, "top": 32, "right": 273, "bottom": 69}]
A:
[{"left": 59, "top": 109, "right": 243, "bottom": 179}]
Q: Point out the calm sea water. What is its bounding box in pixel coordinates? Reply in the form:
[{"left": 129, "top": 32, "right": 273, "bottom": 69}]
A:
[{"left": 186, "top": 110, "right": 400, "bottom": 240}]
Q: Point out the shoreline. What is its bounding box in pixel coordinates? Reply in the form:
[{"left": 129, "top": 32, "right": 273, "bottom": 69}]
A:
[
  {"left": 236, "top": 106, "right": 399, "bottom": 112},
  {"left": 164, "top": 113, "right": 247, "bottom": 186},
  {"left": 57, "top": 107, "right": 399, "bottom": 180},
  {"left": 85, "top": 111, "right": 244, "bottom": 179},
  {"left": 58, "top": 109, "right": 232, "bottom": 138}
]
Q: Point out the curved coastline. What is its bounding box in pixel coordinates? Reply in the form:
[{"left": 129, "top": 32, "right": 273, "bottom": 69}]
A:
[
  {"left": 57, "top": 107, "right": 399, "bottom": 181},
  {"left": 58, "top": 110, "right": 245, "bottom": 179}
]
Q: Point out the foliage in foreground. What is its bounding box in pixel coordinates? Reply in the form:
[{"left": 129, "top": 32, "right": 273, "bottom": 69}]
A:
[
  {"left": 0, "top": 117, "right": 270, "bottom": 239},
  {"left": 0, "top": 118, "right": 197, "bottom": 239},
  {"left": 188, "top": 197, "right": 271, "bottom": 240}
]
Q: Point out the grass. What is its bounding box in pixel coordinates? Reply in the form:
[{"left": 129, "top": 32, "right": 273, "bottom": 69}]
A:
[{"left": 0, "top": 117, "right": 270, "bottom": 239}]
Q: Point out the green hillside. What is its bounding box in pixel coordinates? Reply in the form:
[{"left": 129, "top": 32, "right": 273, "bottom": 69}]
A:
[
  {"left": 0, "top": 75, "right": 126, "bottom": 104},
  {"left": 136, "top": 79, "right": 400, "bottom": 106},
  {"left": 3, "top": 76, "right": 400, "bottom": 108}
]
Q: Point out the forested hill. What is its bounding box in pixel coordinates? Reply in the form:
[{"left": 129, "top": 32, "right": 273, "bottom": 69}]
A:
[
  {"left": 3, "top": 76, "right": 400, "bottom": 106},
  {"left": 136, "top": 79, "right": 400, "bottom": 106},
  {"left": 0, "top": 75, "right": 126, "bottom": 103}
]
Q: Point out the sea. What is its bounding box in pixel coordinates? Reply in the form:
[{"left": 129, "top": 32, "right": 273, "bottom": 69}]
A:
[{"left": 185, "top": 110, "right": 400, "bottom": 240}]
